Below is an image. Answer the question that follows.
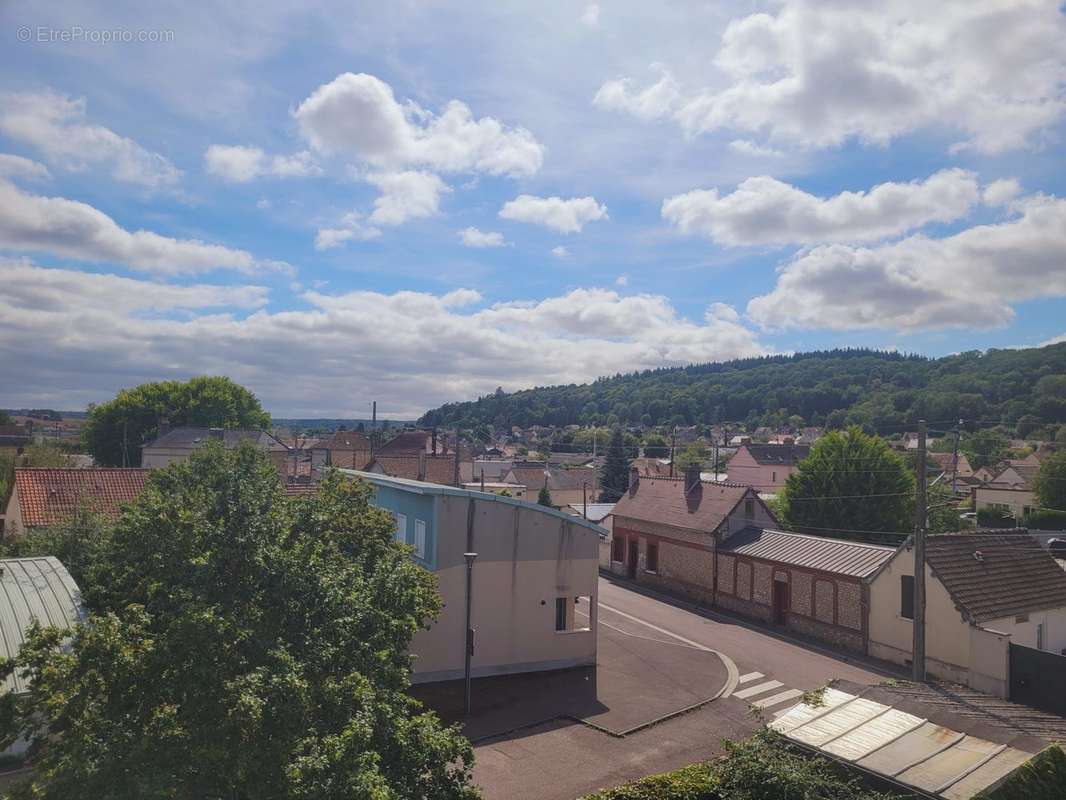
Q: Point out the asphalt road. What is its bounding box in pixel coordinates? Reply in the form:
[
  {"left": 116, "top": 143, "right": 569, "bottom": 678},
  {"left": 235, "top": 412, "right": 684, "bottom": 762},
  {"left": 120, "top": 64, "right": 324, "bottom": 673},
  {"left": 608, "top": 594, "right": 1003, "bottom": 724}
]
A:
[{"left": 471, "top": 575, "right": 895, "bottom": 800}]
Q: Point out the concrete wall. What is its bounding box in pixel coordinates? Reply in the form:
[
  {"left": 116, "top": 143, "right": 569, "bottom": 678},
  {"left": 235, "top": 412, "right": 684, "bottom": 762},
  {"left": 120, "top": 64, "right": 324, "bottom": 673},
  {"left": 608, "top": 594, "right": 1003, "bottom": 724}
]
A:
[
  {"left": 974, "top": 485, "right": 1035, "bottom": 518},
  {"left": 405, "top": 493, "right": 599, "bottom": 683},
  {"left": 867, "top": 545, "right": 973, "bottom": 676},
  {"left": 984, "top": 607, "right": 1066, "bottom": 655},
  {"left": 141, "top": 446, "right": 189, "bottom": 468},
  {"left": 1, "top": 486, "right": 23, "bottom": 538},
  {"left": 969, "top": 625, "right": 1011, "bottom": 698}
]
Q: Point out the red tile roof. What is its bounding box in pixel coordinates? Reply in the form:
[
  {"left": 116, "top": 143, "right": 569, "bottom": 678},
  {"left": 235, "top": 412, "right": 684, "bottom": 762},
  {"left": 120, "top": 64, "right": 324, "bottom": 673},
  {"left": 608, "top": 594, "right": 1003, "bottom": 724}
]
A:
[
  {"left": 369, "top": 456, "right": 459, "bottom": 486},
  {"left": 612, "top": 476, "right": 753, "bottom": 534},
  {"left": 12, "top": 468, "right": 149, "bottom": 528}
]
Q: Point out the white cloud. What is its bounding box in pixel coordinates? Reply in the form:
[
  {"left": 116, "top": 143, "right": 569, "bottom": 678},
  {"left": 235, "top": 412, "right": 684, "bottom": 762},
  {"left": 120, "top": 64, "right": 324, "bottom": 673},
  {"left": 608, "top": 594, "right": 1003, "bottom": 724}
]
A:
[
  {"left": 314, "top": 211, "right": 381, "bottom": 251},
  {"left": 551, "top": 245, "right": 571, "bottom": 259},
  {"left": 728, "top": 140, "right": 783, "bottom": 158},
  {"left": 294, "top": 72, "right": 544, "bottom": 177},
  {"left": 663, "top": 169, "right": 980, "bottom": 246},
  {"left": 1040, "top": 332, "right": 1066, "bottom": 347},
  {"left": 204, "top": 145, "right": 321, "bottom": 182},
  {"left": 747, "top": 194, "right": 1066, "bottom": 332},
  {"left": 500, "top": 195, "right": 608, "bottom": 233},
  {"left": 0, "top": 273, "right": 770, "bottom": 416},
  {"left": 0, "top": 154, "right": 51, "bottom": 181},
  {"left": 0, "top": 90, "right": 181, "bottom": 187},
  {"left": 983, "top": 178, "right": 1022, "bottom": 207},
  {"left": 593, "top": 65, "right": 680, "bottom": 121},
  {"left": 0, "top": 178, "right": 285, "bottom": 275},
  {"left": 615, "top": 274, "right": 628, "bottom": 286},
  {"left": 458, "top": 227, "right": 506, "bottom": 248},
  {"left": 366, "top": 170, "right": 450, "bottom": 226},
  {"left": 596, "top": 3, "right": 1066, "bottom": 154},
  {"left": 581, "top": 4, "right": 600, "bottom": 27}
]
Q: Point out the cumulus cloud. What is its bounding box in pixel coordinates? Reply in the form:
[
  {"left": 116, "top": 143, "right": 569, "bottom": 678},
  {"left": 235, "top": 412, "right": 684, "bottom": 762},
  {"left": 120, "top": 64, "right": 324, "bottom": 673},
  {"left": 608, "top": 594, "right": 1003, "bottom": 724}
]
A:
[
  {"left": 366, "top": 170, "right": 450, "bottom": 226},
  {"left": 0, "top": 154, "right": 51, "bottom": 181},
  {"left": 596, "top": 3, "right": 1066, "bottom": 154},
  {"left": 0, "top": 90, "right": 181, "bottom": 187},
  {"left": 747, "top": 194, "right": 1066, "bottom": 332},
  {"left": 500, "top": 195, "right": 608, "bottom": 233},
  {"left": 615, "top": 274, "right": 628, "bottom": 286},
  {"left": 983, "top": 178, "right": 1023, "bottom": 207},
  {"left": 458, "top": 227, "right": 505, "bottom": 248},
  {"left": 593, "top": 65, "right": 680, "bottom": 121},
  {"left": 663, "top": 169, "right": 980, "bottom": 246},
  {"left": 294, "top": 72, "right": 544, "bottom": 177},
  {"left": 0, "top": 272, "right": 769, "bottom": 416},
  {"left": 551, "top": 245, "right": 570, "bottom": 259},
  {"left": 0, "top": 178, "right": 284, "bottom": 275},
  {"left": 314, "top": 211, "right": 381, "bottom": 251},
  {"left": 204, "top": 145, "right": 321, "bottom": 182},
  {"left": 728, "top": 140, "right": 784, "bottom": 158}
]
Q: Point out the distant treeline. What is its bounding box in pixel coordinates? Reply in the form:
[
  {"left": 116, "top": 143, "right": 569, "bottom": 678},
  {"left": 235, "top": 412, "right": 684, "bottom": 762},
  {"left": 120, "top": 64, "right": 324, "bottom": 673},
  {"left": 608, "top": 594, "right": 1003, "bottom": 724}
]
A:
[{"left": 419, "top": 345, "right": 1066, "bottom": 435}]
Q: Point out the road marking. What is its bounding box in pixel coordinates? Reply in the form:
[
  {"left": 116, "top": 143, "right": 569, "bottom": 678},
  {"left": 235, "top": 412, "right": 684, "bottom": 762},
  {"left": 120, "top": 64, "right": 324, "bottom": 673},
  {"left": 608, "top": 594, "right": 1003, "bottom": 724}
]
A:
[
  {"left": 733, "top": 680, "right": 783, "bottom": 699},
  {"left": 751, "top": 688, "right": 803, "bottom": 709},
  {"left": 738, "top": 671, "right": 764, "bottom": 684},
  {"left": 597, "top": 600, "right": 740, "bottom": 696}
]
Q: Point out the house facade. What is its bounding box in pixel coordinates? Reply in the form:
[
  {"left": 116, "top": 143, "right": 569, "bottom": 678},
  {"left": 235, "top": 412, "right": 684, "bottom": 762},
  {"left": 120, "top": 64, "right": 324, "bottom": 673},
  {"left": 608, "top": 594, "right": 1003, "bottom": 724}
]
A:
[
  {"left": 310, "top": 430, "right": 372, "bottom": 471},
  {"left": 141, "top": 427, "right": 288, "bottom": 471},
  {"left": 867, "top": 533, "right": 1066, "bottom": 697},
  {"left": 727, "top": 443, "right": 811, "bottom": 493},
  {"left": 974, "top": 463, "right": 1038, "bottom": 519},
  {"left": 344, "top": 471, "right": 603, "bottom": 683}
]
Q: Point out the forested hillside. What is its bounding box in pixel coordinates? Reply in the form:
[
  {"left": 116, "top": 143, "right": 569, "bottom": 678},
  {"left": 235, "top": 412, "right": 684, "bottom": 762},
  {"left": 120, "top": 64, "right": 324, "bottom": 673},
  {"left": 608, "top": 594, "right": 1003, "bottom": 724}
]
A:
[{"left": 420, "top": 345, "right": 1066, "bottom": 435}]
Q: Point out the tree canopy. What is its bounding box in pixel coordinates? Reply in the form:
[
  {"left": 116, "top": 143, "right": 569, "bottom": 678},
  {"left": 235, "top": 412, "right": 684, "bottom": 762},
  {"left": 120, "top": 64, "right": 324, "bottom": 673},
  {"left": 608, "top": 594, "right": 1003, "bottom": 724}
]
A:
[
  {"left": 83, "top": 376, "right": 271, "bottom": 466},
  {"left": 1035, "top": 449, "right": 1066, "bottom": 513},
  {"left": 781, "top": 428, "right": 914, "bottom": 540},
  {"left": 538, "top": 485, "right": 553, "bottom": 507},
  {"left": 599, "top": 428, "right": 632, "bottom": 503},
  {"left": 0, "top": 444, "right": 476, "bottom": 799},
  {"left": 419, "top": 345, "right": 1066, "bottom": 437}
]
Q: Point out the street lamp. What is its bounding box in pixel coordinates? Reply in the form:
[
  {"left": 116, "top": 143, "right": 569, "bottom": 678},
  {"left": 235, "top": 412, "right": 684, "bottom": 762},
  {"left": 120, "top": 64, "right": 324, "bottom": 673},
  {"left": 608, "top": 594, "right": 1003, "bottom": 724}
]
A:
[
  {"left": 582, "top": 481, "right": 589, "bottom": 520},
  {"left": 463, "top": 551, "right": 478, "bottom": 717}
]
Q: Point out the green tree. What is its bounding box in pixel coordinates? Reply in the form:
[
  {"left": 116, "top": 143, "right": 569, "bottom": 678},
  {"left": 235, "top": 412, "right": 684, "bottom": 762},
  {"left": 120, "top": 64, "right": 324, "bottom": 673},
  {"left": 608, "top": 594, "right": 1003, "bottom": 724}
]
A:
[
  {"left": 961, "top": 429, "right": 1010, "bottom": 471},
  {"left": 0, "top": 444, "right": 476, "bottom": 799},
  {"left": 1034, "top": 449, "right": 1066, "bottom": 512},
  {"left": 0, "top": 507, "right": 112, "bottom": 588},
  {"left": 83, "top": 376, "right": 271, "bottom": 466},
  {"left": 674, "top": 441, "right": 708, "bottom": 470},
  {"left": 781, "top": 428, "right": 914, "bottom": 539},
  {"left": 0, "top": 410, "right": 11, "bottom": 426},
  {"left": 599, "top": 428, "right": 631, "bottom": 502},
  {"left": 538, "top": 485, "right": 553, "bottom": 507}
]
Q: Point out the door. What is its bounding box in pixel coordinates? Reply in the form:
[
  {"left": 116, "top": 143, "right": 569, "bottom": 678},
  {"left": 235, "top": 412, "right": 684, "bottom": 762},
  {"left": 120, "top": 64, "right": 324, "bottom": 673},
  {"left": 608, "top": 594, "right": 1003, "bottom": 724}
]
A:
[
  {"left": 772, "top": 578, "right": 789, "bottom": 625},
  {"left": 627, "top": 539, "right": 638, "bottom": 579}
]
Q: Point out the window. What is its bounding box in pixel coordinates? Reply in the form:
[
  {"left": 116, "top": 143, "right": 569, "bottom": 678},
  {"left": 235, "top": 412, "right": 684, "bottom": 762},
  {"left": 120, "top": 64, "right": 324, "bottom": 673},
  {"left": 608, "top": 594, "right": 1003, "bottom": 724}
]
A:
[
  {"left": 555, "top": 597, "right": 568, "bottom": 631},
  {"left": 1023, "top": 506, "right": 1034, "bottom": 517},
  {"left": 744, "top": 498, "right": 755, "bottom": 519},
  {"left": 646, "top": 542, "right": 659, "bottom": 573},
  {"left": 771, "top": 471, "right": 777, "bottom": 483},
  {"left": 394, "top": 512, "right": 407, "bottom": 544},
  {"left": 612, "top": 537, "right": 625, "bottom": 562},
  {"left": 900, "top": 575, "right": 914, "bottom": 620},
  {"left": 414, "top": 519, "right": 427, "bottom": 559},
  {"left": 1037, "top": 622, "right": 1045, "bottom": 651}
]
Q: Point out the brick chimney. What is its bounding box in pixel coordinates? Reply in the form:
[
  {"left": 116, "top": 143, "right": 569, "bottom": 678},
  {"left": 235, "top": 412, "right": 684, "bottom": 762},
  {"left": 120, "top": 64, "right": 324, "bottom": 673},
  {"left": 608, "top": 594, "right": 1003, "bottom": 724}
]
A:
[{"left": 684, "top": 463, "right": 701, "bottom": 494}]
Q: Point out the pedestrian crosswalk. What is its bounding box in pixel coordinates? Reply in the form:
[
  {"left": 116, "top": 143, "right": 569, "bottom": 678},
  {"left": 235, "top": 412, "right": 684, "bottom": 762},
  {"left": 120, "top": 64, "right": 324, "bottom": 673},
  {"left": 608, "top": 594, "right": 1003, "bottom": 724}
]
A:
[{"left": 729, "top": 670, "right": 804, "bottom": 712}]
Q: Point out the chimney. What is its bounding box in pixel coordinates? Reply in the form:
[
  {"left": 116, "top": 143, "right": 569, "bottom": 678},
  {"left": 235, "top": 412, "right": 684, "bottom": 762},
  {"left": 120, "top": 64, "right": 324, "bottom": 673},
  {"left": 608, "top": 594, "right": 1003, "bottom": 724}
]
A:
[
  {"left": 431, "top": 428, "right": 438, "bottom": 455},
  {"left": 418, "top": 451, "right": 427, "bottom": 482},
  {"left": 684, "top": 463, "right": 701, "bottom": 494},
  {"left": 628, "top": 466, "right": 640, "bottom": 493}
]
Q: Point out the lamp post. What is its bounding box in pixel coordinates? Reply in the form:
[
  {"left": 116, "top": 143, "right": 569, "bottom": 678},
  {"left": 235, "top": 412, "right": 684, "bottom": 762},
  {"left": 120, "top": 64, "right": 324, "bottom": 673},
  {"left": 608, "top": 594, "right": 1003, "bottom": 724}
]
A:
[
  {"left": 463, "top": 551, "right": 478, "bottom": 717},
  {"left": 582, "top": 481, "right": 588, "bottom": 520}
]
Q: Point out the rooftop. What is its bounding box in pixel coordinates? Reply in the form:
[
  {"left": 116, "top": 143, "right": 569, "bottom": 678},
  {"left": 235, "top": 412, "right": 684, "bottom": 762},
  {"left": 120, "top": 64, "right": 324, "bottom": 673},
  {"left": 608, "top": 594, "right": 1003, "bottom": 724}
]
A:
[
  {"left": 740, "top": 443, "right": 811, "bottom": 465},
  {"left": 611, "top": 475, "right": 755, "bottom": 534},
  {"left": 925, "top": 533, "right": 1066, "bottom": 623},
  {"left": 12, "top": 467, "right": 149, "bottom": 528},
  {"left": 145, "top": 427, "right": 287, "bottom": 451},
  {"left": 720, "top": 527, "right": 894, "bottom": 578}
]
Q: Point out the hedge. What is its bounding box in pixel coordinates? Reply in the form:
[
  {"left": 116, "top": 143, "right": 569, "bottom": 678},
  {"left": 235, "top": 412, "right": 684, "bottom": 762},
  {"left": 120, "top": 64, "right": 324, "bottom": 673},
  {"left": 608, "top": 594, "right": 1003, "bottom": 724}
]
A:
[
  {"left": 580, "top": 763, "right": 718, "bottom": 800},
  {"left": 1022, "top": 509, "right": 1066, "bottom": 531}
]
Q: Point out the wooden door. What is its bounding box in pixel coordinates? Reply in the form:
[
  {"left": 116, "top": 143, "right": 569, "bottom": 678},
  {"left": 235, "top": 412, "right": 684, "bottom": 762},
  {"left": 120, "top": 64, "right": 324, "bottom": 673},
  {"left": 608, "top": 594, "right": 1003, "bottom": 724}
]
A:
[{"left": 772, "top": 578, "right": 789, "bottom": 625}]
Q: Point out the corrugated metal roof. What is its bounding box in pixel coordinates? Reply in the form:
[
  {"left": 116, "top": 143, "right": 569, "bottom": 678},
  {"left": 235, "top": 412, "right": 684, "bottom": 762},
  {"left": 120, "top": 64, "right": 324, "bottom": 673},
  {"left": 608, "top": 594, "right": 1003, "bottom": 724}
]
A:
[
  {"left": 719, "top": 527, "right": 895, "bottom": 578},
  {"left": 0, "top": 557, "right": 86, "bottom": 694}
]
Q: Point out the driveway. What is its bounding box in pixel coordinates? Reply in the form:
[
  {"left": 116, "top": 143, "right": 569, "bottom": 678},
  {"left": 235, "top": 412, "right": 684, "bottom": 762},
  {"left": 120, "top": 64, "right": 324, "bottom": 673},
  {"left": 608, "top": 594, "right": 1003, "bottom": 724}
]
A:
[{"left": 450, "top": 575, "right": 895, "bottom": 800}]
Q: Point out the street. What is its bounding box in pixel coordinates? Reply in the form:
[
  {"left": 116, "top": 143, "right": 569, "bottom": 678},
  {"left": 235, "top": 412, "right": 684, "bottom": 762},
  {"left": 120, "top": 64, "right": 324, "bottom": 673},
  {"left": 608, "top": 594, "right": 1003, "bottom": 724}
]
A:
[{"left": 471, "top": 574, "right": 895, "bottom": 800}]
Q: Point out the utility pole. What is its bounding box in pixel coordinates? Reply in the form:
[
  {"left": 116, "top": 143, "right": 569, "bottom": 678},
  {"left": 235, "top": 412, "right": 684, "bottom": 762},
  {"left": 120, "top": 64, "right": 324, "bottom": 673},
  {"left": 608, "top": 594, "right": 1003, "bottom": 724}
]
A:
[
  {"left": 453, "top": 427, "right": 461, "bottom": 487},
  {"left": 669, "top": 430, "right": 676, "bottom": 478},
  {"left": 912, "top": 420, "right": 927, "bottom": 682},
  {"left": 950, "top": 419, "right": 962, "bottom": 497},
  {"left": 122, "top": 418, "right": 129, "bottom": 468},
  {"left": 712, "top": 433, "right": 719, "bottom": 481}
]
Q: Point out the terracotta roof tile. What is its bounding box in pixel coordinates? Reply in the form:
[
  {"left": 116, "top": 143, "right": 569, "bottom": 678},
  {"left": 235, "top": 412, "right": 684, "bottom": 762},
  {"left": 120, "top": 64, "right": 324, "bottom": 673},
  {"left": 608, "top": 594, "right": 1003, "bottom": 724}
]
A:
[
  {"left": 12, "top": 468, "right": 149, "bottom": 528},
  {"left": 612, "top": 476, "right": 753, "bottom": 534},
  {"left": 926, "top": 533, "right": 1066, "bottom": 623},
  {"left": 369, "top": 456, "right": 459, "bottom": 486}
]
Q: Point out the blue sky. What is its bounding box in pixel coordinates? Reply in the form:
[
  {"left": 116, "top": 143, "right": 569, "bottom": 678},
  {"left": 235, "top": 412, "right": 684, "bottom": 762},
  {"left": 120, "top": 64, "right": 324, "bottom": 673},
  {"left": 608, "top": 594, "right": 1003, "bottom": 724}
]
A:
[{"left": 1, "top": 1, "right": 1064, "bottom": 418}]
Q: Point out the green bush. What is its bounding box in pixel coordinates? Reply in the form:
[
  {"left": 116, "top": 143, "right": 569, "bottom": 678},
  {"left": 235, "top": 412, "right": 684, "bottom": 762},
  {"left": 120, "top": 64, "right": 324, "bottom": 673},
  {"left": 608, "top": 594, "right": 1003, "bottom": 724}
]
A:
[
  {"left": 1022, "top": 509, "right": 1066, "bottom": 531},
  {"left": 977, "top": 507, "right": 1017, "bottom": 528},
  {"left": 976, "top": 745, "right": 1066, "bottom": 800},
  {"left": 581, "top": 763, "right": 718, "bottom": 800}
]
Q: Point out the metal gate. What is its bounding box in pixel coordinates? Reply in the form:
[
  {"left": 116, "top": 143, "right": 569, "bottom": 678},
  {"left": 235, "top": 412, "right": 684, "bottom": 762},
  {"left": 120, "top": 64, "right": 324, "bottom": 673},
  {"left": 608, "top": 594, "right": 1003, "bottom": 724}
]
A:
[{"left": 1009, "top": 643, "right": 1066, "bottom": 715}]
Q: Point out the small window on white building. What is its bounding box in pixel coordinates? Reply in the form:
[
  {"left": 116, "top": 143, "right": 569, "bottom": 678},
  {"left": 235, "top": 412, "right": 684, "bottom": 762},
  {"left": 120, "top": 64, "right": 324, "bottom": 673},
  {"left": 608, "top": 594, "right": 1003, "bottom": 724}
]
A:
[
  {"left": 394, "top": 512, "right": 407, "bottom": 544},
  {"left": 414, "top": 519, "right": 427, "bottom": 559}
]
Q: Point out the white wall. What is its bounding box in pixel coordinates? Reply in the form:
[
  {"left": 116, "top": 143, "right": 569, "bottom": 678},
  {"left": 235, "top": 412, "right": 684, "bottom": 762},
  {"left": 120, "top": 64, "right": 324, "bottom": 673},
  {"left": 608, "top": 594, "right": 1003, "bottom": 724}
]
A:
[{"left": 984, "top": 607, "right": 1066, "bottom": 655}]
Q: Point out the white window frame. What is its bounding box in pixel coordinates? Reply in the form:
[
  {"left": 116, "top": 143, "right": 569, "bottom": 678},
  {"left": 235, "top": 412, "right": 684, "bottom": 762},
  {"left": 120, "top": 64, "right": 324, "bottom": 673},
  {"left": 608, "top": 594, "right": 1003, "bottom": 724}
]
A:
[
  {"left": 414, "top": 519, "right": 427, "bottom": 559},
  {"left": 394, "top": 512, "right": 407, "bottom": 544}
]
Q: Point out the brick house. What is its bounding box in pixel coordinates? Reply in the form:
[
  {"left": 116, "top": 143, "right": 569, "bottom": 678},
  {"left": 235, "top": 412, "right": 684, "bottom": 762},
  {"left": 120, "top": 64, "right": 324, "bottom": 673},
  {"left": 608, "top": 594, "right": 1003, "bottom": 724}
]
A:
[
  {"left": 3, "top": 467, "right": 149, "bottom": 537},
  {"left": 716, "top": 528, "right": 894, "bottom": 652},
  {"left": 607, "top": 465, "right": 776, "bottom": 602},
  {"left": 727, "top": 443, "right": 811, "bottom": 493}
]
